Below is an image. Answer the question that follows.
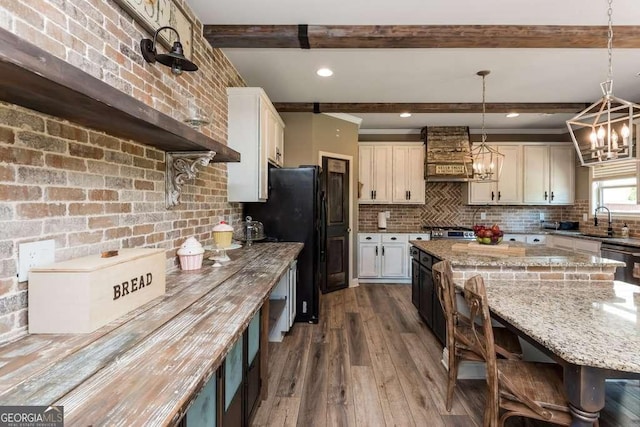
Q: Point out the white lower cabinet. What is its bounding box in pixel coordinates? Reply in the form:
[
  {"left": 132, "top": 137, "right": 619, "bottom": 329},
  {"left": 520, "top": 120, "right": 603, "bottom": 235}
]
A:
[
  {"left": 503, "top": 234, "right": 546, "bottom": 244},
  {"left": 358, "top": 233, "right": 410, "bottom": 282},
  {"left": 547, "top": 235, "right": 600, "bottom": 255}
]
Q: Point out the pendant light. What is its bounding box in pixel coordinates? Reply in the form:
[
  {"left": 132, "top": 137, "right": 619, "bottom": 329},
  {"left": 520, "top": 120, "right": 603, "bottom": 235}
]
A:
[
  {"left": 566, "top": 0, "right": 639, "bottom": 166},
  {"left": 471, "top": 70, "right": 504, "bottom": 182}
]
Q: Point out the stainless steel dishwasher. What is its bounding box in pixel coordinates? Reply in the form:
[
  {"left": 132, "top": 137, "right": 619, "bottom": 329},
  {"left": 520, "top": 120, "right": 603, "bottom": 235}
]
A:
[{"left": 600, "top": 242, "right": 640, "bottom": 285}]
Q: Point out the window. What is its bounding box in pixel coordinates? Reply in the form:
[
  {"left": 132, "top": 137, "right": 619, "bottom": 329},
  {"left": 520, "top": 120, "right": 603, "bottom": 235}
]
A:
[{"left": 591, "top": 161, "right": 640, "bottom": 215}]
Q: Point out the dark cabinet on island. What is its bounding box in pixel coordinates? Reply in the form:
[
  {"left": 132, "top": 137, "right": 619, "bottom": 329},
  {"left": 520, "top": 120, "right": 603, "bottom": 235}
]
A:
[{"left": 410, "top": 246, "right": 446, "bottom": 346}]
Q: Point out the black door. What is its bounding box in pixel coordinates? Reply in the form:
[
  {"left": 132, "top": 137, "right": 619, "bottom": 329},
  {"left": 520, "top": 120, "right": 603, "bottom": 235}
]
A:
[{"left": 321, "top": 156, "right": 350, "bottom": 293}]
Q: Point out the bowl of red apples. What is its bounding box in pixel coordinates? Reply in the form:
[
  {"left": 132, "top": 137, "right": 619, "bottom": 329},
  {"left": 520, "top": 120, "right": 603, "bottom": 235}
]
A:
[{"left": 473, "top": 224, "right": 504, "bottom": 245}]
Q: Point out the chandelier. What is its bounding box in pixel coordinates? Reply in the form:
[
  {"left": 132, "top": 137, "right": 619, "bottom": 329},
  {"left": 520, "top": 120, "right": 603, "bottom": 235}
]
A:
[
  {"left": 471, "top": 70, "right": 504, "bottom": 181},
  {"left": 566, "top": 0, "right": 640, "bottom": 166}
]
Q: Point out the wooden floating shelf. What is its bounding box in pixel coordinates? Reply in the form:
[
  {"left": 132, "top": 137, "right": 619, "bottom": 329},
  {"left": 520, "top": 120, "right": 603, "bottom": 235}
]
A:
[{"left": 0, "top": 28, "right": 240, "bottom": 162}]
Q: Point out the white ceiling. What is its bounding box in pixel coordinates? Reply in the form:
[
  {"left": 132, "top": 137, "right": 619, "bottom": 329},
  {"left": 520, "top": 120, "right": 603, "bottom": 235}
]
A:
[{"left": 187, "top": 0, "right": 640, "bottom": 132}]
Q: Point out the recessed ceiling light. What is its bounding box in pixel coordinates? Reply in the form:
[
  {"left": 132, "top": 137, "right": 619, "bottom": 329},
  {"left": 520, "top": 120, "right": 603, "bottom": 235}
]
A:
[
  {"left": 400, "top": 112, "right": 412, "bottom": 118},
  {"left": 316, "top": 68, "right": 333, "bottom": 77},
  {"left": 506, "top": 112, "right": 520, "bottom": 118}
]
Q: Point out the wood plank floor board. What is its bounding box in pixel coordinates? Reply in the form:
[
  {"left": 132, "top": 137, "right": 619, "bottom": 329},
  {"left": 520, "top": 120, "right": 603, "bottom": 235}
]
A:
[
  {"left": 401, "top": 332, "right": 469, "bottom": 416},
  {"left": 326, "top": 328, "right": 357, "bottom": 426},
  {"left": 267, "top": 396, "right": 300, "bottom": 427},
  {"left": 370, "top": 350, "right": 416, "bottom": 426},
  {"left": 276, "top": 324, "right": 312, "bottom": 398},
  {"left": 442, "top": 414, "right": 478, "bottom": 427},
  {"left": 354, "top": 285, "right": 376, "bottom": 322},
  {"left": 296, "top": 339, "right": 329, "bottom": 427},
  {"left": 351, "top": 365, "right": 386, "bottom": 427},
  {"left": 252, "top": 284, "right": 639, "bottom": 427},
  {"left": 343, "top": 287, "right": 360, "bottom": 313},
  {"left": 345, "top": 312, "right": 372, "bottom": 367}
]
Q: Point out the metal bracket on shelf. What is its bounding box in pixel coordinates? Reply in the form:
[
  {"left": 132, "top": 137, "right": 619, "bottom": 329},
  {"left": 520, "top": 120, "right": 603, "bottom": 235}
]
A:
[{"left": 165, "top": 151, "right": 216, "bottom": 208}]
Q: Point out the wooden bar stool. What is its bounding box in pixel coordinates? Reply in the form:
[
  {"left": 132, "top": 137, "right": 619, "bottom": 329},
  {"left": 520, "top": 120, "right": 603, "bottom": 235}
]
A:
[
  {"left": 432, "top": 260, "right": 522, "bottom": 412},
  {"left": 463, "top": 274, "right": 588, "bottom": 427}
]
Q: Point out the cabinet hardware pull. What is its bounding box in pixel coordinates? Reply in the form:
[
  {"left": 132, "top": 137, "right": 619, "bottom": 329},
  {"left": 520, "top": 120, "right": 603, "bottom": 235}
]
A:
[
  {"left": 382, "top": 246, "right": 385, "bottom": 256},
  {"left": 391, "top": 237, "right": 397, "bottom": 240},
  {"left": 366, "top": 237, "right": 371, "bottom": 240},
  {"left": 551, "top": 191, "right": 555, "bottom": 201},
  {"left": 373, "top": 190, "right": 376, "bottom": 199},
  {"left": 408, "top": 190, "right": 411, "bottom": 199},
  {"left": 533, "top": 238, "right": 540, "bottom": 242},
  {"left": 375, "top": 246, "right": 378, "bottom": 256},
  {"left": 544, "top": 191, "right": 548, "bottom": 200},
  {"left": 498, "top": 191, "right": 501, "bottom": 200},
  {"left": 491, "top": 191, "right": 495, "bottom": 201},
  {"left": 416, "top": 237, "right": 422, "bottom": 240},
  {"left": 371, "top": 190, "right": 374, "bottom": 199}
]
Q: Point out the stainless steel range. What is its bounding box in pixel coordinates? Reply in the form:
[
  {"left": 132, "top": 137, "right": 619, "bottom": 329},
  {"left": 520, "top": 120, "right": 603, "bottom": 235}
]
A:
[{"left": 422, "top": 226, "right": 475, "bottom": 240}]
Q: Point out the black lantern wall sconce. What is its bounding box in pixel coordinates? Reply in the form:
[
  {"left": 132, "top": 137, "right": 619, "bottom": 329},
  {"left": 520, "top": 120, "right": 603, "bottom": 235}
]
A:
[{"left": 140, "top": 26, "right": 198, "bottom": 76}]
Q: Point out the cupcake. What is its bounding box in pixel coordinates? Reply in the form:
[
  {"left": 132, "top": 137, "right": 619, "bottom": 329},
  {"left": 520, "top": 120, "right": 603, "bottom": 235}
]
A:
[
  {"left": 177, "top": 237, "right": 204, "bottom": 270},
  {"left": 212, "top": 221, "right": 234, "bottom": 248}
]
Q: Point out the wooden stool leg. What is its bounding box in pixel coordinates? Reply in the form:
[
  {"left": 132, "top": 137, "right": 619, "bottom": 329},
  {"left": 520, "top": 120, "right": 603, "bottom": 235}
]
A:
[{"left": 446, "top": 349, "right": 458, "bottom": 411}]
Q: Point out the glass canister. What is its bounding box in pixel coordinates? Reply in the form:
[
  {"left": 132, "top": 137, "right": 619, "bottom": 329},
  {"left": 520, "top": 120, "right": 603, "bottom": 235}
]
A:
[{"left": 233, "top": 216, "right": 265, "bottom": 246}]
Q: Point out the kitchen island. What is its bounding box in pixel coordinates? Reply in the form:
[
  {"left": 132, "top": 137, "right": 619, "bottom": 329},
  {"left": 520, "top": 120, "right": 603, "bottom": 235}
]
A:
[
  {"left": 411, "top": 239, "right": 623, "bottom": 282},
  {"left": 410, "top": 239, "right": 638, "bottom": 427},
  {"left": 0, "top": 242, "right": 302, "bottom": 426}
]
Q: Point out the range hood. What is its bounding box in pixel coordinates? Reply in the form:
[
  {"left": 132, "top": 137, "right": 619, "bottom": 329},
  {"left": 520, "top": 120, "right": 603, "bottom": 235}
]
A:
[{"left": 422, "top": 126, "right": 474, "bottom": 182}]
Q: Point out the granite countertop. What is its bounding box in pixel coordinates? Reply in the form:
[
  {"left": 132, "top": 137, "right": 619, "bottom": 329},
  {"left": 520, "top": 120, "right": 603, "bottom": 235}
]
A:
[
  {"left": 551, "top": 230, "right": 640, "bottom": 248},
  {"left": 0, "top": 242, "right": 303, "bottom": 425},
  {"left": 410, "top": 239, "right": 624, "bottom": 268},
  {"left": 475, "top": 279, "right": 640, "bottom": 373}
]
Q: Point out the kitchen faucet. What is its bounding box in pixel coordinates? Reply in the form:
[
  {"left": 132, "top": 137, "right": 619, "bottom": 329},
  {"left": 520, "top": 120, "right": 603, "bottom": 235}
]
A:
[{"left": 594, "top": 206, "right": 613, "bottom": 237}]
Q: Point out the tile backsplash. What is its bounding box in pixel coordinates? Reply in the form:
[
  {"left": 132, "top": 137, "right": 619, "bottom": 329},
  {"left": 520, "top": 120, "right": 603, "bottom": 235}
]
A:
[{"left": 359, "top": 182, "right": 568, "bottom": 232}]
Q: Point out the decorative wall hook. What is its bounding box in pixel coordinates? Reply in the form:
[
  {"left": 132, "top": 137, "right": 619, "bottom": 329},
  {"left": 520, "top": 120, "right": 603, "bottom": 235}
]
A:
[{"left": 166, "top": 151, "right": 216, "bottom": 208}]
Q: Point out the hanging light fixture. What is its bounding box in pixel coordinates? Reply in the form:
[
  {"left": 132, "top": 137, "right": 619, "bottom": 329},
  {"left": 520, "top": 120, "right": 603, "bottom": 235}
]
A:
[
  {"left": 140, "top": 26, "right": 198, "bottom": 76},
  {"left": 566, "top": 0, "right": 640, "bottom": 166},
  {"left": 471, "top": 70, "right": 504, "bottom": 182}
]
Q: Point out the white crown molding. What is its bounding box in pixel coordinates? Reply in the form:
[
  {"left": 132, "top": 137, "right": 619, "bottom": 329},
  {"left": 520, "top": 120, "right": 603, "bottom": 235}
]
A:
[
  {"left": 358, "top": 128, "right": 421, "bottom": 135},
  {"left": 469, "top": 128, "right": 567, "bottom": 135}
]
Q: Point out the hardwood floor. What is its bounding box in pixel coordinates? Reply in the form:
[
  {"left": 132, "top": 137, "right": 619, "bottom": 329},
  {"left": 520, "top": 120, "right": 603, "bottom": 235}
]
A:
[{"left": 252, "top": 284, "right": 640, "bottom": 427}]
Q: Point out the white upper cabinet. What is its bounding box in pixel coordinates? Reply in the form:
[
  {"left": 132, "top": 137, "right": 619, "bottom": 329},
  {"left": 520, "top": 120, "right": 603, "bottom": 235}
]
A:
[
  {"left": 359, "top": 145, "right": 392, "bottom": 203},
  {"left": 392, "top": 145, "right": 426, "bottom": 204},
  {"left": 523, "top": 145, "right": 574, "bottom": 205},
  {"left": 465, "top": 145, "right": 522, "bottom": 205},
  {"left": 226, "top": 88, "right": 285, "bottom": 202},
  {"left": 359, "top": 143, "right": 425, "bottom": 204},
  {"left": 464, "top": 143, "right": 574, "bottom": 206}
]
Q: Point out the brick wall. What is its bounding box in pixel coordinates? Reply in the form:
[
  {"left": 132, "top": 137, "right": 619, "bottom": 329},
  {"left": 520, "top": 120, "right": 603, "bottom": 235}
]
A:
[
  {"left": 359, "top": 182, "right": 569, "bottom": 231},
  {"left": 0, "top": 1, "right": 245, "bottom": 343}
]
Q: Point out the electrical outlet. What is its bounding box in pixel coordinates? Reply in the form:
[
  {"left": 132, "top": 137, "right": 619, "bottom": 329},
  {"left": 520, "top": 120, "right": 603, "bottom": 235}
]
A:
[
  {"left": 480, "top": 212, "right": 486, "bottom": 220},
  {"left": 18, "top": 240, "right": 55, "bottom": 282},
  {"left": 539, "top": 213, "right": 545, "bottom": 221},
  {"left": 385, "top": 211, "right": 390, "bottom": 219},
  {"left": 583, "top": 213, "right": 588, "bottom": 221}
]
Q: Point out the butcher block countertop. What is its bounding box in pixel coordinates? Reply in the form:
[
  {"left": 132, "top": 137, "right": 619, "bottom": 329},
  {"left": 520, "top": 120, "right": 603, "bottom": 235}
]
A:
[{"left": 0, "top": 242, "right": 303, "bottom": 426}]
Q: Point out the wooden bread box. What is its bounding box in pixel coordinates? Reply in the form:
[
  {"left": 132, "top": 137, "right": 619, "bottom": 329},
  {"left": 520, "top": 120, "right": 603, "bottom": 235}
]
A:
[{"left": 28, "top": 248, "right": 166, "bottom": 334}]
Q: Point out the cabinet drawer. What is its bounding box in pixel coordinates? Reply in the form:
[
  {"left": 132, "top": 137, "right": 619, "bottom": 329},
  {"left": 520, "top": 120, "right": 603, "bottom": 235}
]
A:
[
  {"left": 526, "top": 235, "right": 546, "bottom": 244},
  {"left": 382, "top": 234, "right": 408, "bottom": 243},
  {"left": 419, "top": 251, "right": 433, "bottom": 268},
  {"left": 409, "top": 233, "right": 431, "bottom": 242},
  {"left": 359, "top": 233, "right": 381, "bottom": 243}
]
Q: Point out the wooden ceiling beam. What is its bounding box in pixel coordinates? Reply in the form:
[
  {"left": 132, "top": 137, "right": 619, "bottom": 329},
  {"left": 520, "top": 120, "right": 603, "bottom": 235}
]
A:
[
  {"left": 204, "top": 25, "right": 640, "bottom": 49},
  {"left": 273, "top": 102, "right": 588, "bottom": 114}
]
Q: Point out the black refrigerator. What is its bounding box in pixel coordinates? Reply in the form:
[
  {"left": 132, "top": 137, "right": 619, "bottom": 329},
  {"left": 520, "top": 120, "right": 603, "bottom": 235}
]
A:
[{"left": 243, "top": 166, "right": 325, "bottom": 323}]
